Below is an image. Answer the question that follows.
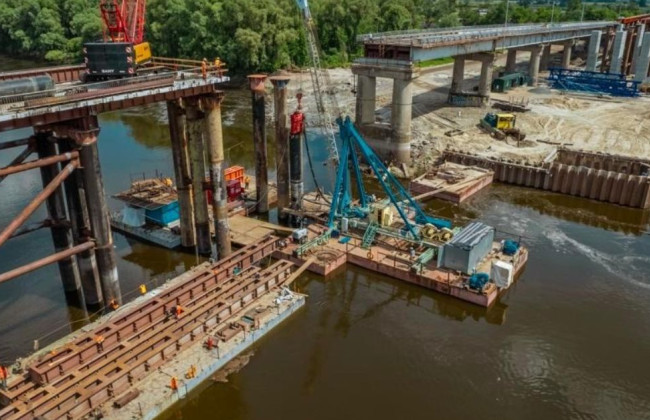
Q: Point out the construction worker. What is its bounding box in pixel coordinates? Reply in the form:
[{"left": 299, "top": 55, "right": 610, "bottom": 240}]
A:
[
  {"left": 94, "top": 334, "right": 105, "bottom": 352},
  {"left": 175, "top": 304, "right": 184, "bottom": 319},
  {"left": 201, "top": 58, "right": 208, "bottom": 80},
  {"left": 244, "top": 175, "right": 251, "bottom": 190},
  {"left": 170, "top": 376, "right": 178, "bottom": 391},
  {"left": 214, "top": 57, "right": 224, "bottom": 77},
  {"left": 205, "top": 336, "right": 214, "bottom": 351},
  {"left": 0, "top": 365, "right": 7, "bottom": 389},
  {"left": 109, "top": 298, "right": 119, "bottom": 311}
]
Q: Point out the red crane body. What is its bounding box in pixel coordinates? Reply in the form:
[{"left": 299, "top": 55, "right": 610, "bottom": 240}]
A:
[{"left": 100, "top": 0, "right": 147, "bottom": 45}]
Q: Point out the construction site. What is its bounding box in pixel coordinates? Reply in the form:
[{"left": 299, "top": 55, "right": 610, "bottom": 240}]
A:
[{"left": 1, "top": 1, "right": 650, "bottom": 419}]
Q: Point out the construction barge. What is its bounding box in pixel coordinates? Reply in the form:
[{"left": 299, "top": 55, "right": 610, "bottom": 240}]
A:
[{"left": 0, "top": 237, "right": 307, "bottom": 420}]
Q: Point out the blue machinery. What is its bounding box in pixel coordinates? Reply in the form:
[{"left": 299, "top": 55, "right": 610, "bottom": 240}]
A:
[
  {"left": 328, "top": 117, "right": 451, "bottom": 239},
  {"left": 547, "top": 68, "right": 640, "bottom": 97}
]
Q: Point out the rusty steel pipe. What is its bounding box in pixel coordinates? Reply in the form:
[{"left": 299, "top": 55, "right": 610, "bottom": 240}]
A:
[
  {"left": 0, "top": 160, "right": 78, "bottom": 247},
  {"left": 0, "top": 151, "right": 78, "bottom": 177},
  {"left": 0, "top": 241, "right": 95, "bottom": 285},
  {"left": 0, "top": 145, "right": 34, "bottom": 184}
]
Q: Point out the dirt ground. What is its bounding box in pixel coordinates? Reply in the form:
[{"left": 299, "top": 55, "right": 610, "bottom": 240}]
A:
[{"left": 278, "top": 46, "right": 650, "bottom": 176}]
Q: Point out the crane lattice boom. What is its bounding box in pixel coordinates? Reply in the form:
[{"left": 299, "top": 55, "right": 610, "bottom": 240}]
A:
[{"left": 100, "top": 0, "right": 147, "bottom": 45}]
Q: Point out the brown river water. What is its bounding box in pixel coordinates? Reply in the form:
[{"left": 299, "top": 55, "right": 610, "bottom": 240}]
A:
[{"left": 0, "top": 58, "right": 649, "bottom": 420}]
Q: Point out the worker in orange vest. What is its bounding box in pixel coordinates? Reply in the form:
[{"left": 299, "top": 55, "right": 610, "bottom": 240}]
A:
[
  {"left": 175, "top": 304, "right": 184, "bottom": 319},
  {"left": 94, "top": 334, "right": 105, "bottom": 352},
  {"left": 109, "top": 299, "right": 119, "bottom": 311},
  {"left": 201, "top": 58, "right": 208, "bottom": 80},
  {"left": 0, "top": 365, "right": 8, "bottom": 389},
  {"left": 170, "top": 376, "right": 178, "bottom": 391}
]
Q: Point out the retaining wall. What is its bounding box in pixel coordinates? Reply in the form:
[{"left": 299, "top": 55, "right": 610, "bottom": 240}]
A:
[{"left": 443, "top": 150, "right": 650, "bottom": 209}]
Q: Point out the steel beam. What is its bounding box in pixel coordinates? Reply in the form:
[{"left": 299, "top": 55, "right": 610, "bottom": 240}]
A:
[
  {"left": 0, "top": 136, "right": 32, "bottom": 150},
  {"left": 0, "top": 145, "right": 34, "bottom": 184},
  {"left": 0, "top": 150, "right": 77, "bottom": 177}
]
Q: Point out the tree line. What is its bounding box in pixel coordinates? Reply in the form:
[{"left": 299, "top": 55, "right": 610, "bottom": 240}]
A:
[{"left": 0, "top": 0, "right": 644, "bottom": 72}]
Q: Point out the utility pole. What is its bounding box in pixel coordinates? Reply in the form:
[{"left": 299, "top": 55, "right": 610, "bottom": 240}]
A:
[
  {"left": 550, "top": 1, "right": 556, "bottom": 25},
  {"left": 580, "top": 3, "right": 586, "bottom": 21},
  {"left": 504, "top": 0, "right": 510, "bottom": 30}
]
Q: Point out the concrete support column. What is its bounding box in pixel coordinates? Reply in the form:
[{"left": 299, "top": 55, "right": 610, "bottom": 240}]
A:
[
  {"left": 201, "top": 94, "right": 231, "bottom": 259},
  {"left": 289, "top": 129, "right": 303, "bottom": 211},
  {"left": 610, "top": 29, "right": 628, "bottom": 74},
  {"left": 186, "top": 103, "right": 211, "bottom": 255},
  {"left": 391, "top": 78, "right": 412, "bottom": 164},
  {"left": 478, "top": 54, "right": 495, "bottom": 97},
  {"left": 270, "top": 76, "right": 290, "bottom": 221},
  {"left": 34, "top": 132, "right": 83, "bottom": 298},
  {"left": 634, "top": 32, "right": 650, "bottom": 82},
  {"left": 528, "top": 45, "right": 543, "bottom": 86},
  {"left": 631, "top": 23, "right": 645, "bottom": 72},
  {"left": 561, "top": 41, "right": 573, "bottom": 69},
  {"left": 505, "top": 50, "right": 517, "bottom": 73},
  {"left": 167, "top": 100, "right": 196, "bottom": 248},
  {"left": 540, "top": 45, "right": 551, "bottom": 71},
  {"left": 586, "top": 30, "right": 602, "bottom": 72},
  {"left": 451, "top": 56, "right": 465, "bottom": 94},
  {"left": 355, "top": 75, "right": 376, "bottom": 125},
  {"left": 248, "top": 75, "right": 269, "bottom": 213},
  {"left": 58, "top": 137, "right": 102, "bottom": 307},
  {"left": 75, "top": 122, "right": 121, "bottom": 306}
]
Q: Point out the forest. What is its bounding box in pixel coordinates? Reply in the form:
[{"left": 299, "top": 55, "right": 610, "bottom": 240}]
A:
[{"left": 0, "top": 0, "right": 644, "bottom": 72}]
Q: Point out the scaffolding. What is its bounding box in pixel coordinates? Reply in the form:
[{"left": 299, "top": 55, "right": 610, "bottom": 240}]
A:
[{"left": 547, "top": 68, "right": 640, "bottom": 97}]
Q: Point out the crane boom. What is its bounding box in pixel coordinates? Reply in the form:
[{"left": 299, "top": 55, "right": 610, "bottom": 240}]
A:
[
  {"left": 295, "top": 0, "right": 339, "bottom": 164},
  {"left": 100, "top": 0, "right": 147, "bottom": 44}
]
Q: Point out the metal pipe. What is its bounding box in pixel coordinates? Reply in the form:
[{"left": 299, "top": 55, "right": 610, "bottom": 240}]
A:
[
  {"left": 0, "top": 160, "right": 78, "bottom": 247},
  {"left": 0, "top": 136, "right": 31, "bottom": 150},
  {"left": 186, "top": 102, "right": 211, "bottom": 255},
  {"left": 248, "top": 75, "right": 269, "bottom": 213},
  {"left": 35, "top": 134, "right": 82, "bottom": 294},
  {"left": 9, "top": 219, "right": 57, "bottom": 238},
  {"left": 0, "top": 242, "right": 95, "bottom": 285},
  {"left": 167, "top": 100, "right": 197, "bottom": 248},
  {"left": 202, "top": 95, "right": 231, "bottom": 259},
  {"left": 0, "top": 151, "right": 78, "bottom": 177},
  {"left": 78, "top": 130, "right": 121, "bottom": 305},
  {"left": 270, "top": 76, "right": 290, "bottom": 221},
  {"left": 58, "top": 137, "right": 103, "bottom": 306}
]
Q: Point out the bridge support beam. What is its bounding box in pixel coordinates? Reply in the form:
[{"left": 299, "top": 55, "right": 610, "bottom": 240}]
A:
[
  {"left": 186, "top": 102, "right": 212, "bottom": 255},
  {"left": 505, "top": 49, "right": 517, "bottom": 73},
  {"left": 356, "top": 75, "right": 376, "bottom": 125},
  {"left": 270, "top": 76, "right": 291, "bottom": 222},
  {"left": 631, "top": 23, "right": 645, "bottom": 74},
  {"left": 248, "top": 75, "right": 269, "bottom": 213},
  {"left": 451, "top": 56, "right": 465, "bottom": 94},
  {"left": 586, "top": 30, "right": 602, "bottom": 72},
  {"left": 561, "top": 40, "right": 574, "bottom": 69},
  {"left": 634, "top": 32, "right": 650, "bottom": 82},
  {"left": 57, "top": 137, "right": 103, "bottom": 307},
  {"left": 391, "top": 78, "right": 413, "bottom": 163},
  {"left": 34, "top": 132, "right": 83, "bottom": 300},
  {"left": 540, "top": 45, "right": 551, "bottom": 71},
  {"left": 610, "top": 28, "right": 627, "bottom": 74},
  {"left": 201, "top": 94, "right": 231, "bottom": 259},
  {"left": 73, "top": 119, "right": 122, "bottom": 307},
  {"left": 167, "top": 100, "right": 196, "bottom": 248},
  {"left": 528, "top": 45, "right": 543, "bottom": 86}
]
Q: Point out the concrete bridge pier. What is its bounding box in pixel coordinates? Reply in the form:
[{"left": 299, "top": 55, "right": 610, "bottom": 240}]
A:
[
  {"left": 505, "top": 49, "right": 517, "bottom": 73},
  {"left": 527, "top": 45, "right": 543, "bottom": 86},
  {"left": 561, "top": 40, "right": 574, "bottom": 69},
  {"left": 634, "top": 32, "right": 650, "bottom": 82},
  {"left": 356, "top": 75, "right": 377, "bottom": 125},
  {"left": 167, "top": 100, "right": 196, "bottom": 248},
  {"left": 586, "top": 30, "right": 602, "bottom": 72},
  {"left": 451, "top": 56, "right": 465, "bottom": 94},
  {"left": 473, "top": 53, "right": 495, "bottom": 98},
  {"left": 610, "top": 28, "right": 627, "bottom": 74},
  {"left": 630, "top": 23, "right": 645, "bottom": 73},
  {"left": 540, "top": 45, "right": 552, "bottom": 71},
  {"left": 351, "top": 63, "right": 419, "bottom": 164},
  {"left": 201, "top": 94, "right": 231, "bottom": 259}
]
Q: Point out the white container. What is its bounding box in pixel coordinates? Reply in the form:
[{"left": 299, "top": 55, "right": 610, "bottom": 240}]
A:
[
  {"left": 491, "top": 260, "right": 514, "bottom": 289},
  {"left": 341, "top": 217, "right": 349, "bottom": 233}
]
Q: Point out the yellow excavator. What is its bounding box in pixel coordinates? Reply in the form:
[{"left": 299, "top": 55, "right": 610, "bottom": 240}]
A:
[{"left": 479, "top": 113, "right": 526, "bottom": 142}]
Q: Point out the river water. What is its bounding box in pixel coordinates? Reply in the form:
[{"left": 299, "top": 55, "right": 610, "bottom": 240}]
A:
[{"left": 1, "top": 60, "right": 650, "bottom": 420}]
